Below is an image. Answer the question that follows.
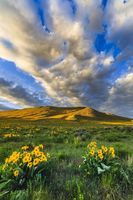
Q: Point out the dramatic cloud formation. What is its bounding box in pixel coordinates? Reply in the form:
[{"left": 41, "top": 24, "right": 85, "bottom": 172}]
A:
[
  {"left": 0, "top": 0, "right": 132, "bottom": 117},
  {"left": 0, "top": 77, "right": 46, "bottom": 107},
  {"left": 106, "top": 0, "right": 133, "bottom": 64},
  {"left": 103, "top": 72, "right": 133, "bottom": 118}
]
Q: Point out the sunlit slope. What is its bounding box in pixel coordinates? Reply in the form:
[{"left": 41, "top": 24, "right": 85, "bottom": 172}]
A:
[{"left": 0, "top": 106, "right": 131, "bottom": 122}]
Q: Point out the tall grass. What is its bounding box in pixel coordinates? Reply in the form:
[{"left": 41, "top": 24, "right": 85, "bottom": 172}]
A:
[{"left": 0, "top": 121, "right": 133, "bottom": 200}]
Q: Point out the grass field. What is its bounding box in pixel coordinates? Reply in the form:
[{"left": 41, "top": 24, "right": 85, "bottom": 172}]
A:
[{"left": 0, "top": 117, "right": 133, "bottom": 200}]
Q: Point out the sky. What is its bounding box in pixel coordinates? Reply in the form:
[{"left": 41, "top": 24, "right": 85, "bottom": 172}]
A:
[{"left": 0, "top": 0, "right": 133, "bottom": 118}]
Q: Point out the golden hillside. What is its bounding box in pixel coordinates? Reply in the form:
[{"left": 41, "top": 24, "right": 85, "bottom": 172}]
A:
[{"left": 0, "top": 106, "right": 130, "bottom": 122}]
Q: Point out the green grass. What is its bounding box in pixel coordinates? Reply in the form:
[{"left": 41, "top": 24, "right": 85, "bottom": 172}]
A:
[{"left": 0, "top": 119, "right": 133, "bottom": 200}]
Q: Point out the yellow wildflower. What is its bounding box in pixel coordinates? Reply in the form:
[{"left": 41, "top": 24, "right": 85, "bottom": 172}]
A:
[
  {"left": 25, "top": 153, "right": 31, "bottom": 157},
  {"left": 23, "top": 156, "right": 30, "bottom": 163},
  {"left": 101, "top": 146, "right": 108, "bottom": 153},
  {"left": 28, "top": 156, "right": 32, "bottom": 162},
  {"left": 2, "top": 164, "right": 6, "bottom": 170},
  {"left": 90, "top": 149, "right": 95, "bottom": 156},
  {"left": 112, "top": 152, "right": 115, "bottom": 158},
  {"left": 27, "top": 162, "right": 33, "bottom": 168},
  {"left": 98, "top": 149, "right": 103, "bottom": 155},
  {"left": 39, "top": 144, "right": 44, "bottom": 149},
  {"left": 87, "top": 141, "right": 97, "bottom": 148},
  {"left": 22, "top": 146, "right": 29, "bottom": 151},
  {"left": 34, "top": 151, "right": 42, "bottom": 157},
  {"left": 5, "top": 158, "right": 9, "bottom": 164},
  {"left": 109, "top": 147, "right": 115, "bottom": 158},
  {"left": 14, "top": 170, "right": 19, "bottom": 177},
  {"left": 33, "top": 158, "right": 40, "bottom": 166},
  {"left": 109, "top": 147, "right": 115, "bottom": 152},
  {"left": 40, "top": 155, "right": 47, "bottom": 162},
  {"left": 33, "top": 146, "right": 40, "bottom": 153},
  {"left": 98, "top": 153, "right": 104, "bottom": 160}
]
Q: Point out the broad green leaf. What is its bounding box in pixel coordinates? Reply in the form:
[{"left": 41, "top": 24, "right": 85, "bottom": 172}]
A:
[
  {"left": 97, "top": 167, "right": 105, "bottom": 175},
  {"left": 101, "top": 163, "right": 110, "bottom": 171}
]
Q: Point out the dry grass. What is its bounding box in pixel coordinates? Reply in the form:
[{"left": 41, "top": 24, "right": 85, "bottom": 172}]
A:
[{"left": 0, "top": 106, "right": 131, "bottom": 124}]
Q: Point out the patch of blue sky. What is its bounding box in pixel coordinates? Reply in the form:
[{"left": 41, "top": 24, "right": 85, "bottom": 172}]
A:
[
  {"left": 94, "top": 31, "right": 129, "bottom": 85},
  {"left": 34, "top": 0, "right": 77, "bottom": 25},
  {"left": 95, "top": 32, "right": 121, "bottom": 58},
  {"left": 33, "top": 0, "right": 45, "bottom": 26},
  {"left": 110, "top": 60, "right": 130, "bottom": 84},
  {"left": 67, "top": 0, "right": 77, "bottom": 15},
  {"left": 33, "top": 0, "right": 52, "bottom": 33},
  {"left": 102, "top": 0, "right": 108, "bottom": 8}
]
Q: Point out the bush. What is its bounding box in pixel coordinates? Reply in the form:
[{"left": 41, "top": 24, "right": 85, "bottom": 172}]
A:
[
  {"left": 79, "top": 141, "right": 133, "bottom": 199},
  {"left": 80, "top": 141, "right": 120, "bottom": 177},
  {"left": 0, "top": 144, "right": 50, "bottom": 198}
]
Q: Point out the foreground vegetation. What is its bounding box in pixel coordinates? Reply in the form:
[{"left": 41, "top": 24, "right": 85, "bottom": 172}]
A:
[{"left": 0, "top": 119, "right": 133, "bottom": 200}]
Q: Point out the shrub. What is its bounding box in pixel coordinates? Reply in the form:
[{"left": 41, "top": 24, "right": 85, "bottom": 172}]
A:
[
  {"left": 79, "top": 141, "right": 133, "bottom": 199},
  {"left": 80, "top": 141, "right": 120, "bottom": 177},
  {"left": 0, "top": 144, "right": 49, "bottom": 197}
]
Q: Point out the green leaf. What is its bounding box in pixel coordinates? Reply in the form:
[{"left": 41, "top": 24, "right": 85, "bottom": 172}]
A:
[
  {"left": 97, "top": 167, "right": 105, "bottom": 175},
  {"left": 101, "top": 163, "right": 110, "bottom": 171},
  {"left": 0, "top": 179, "right": 11, "bottom": 190},
  {"left": 0, "top": 190, "right": 9, "bottom": 198}
]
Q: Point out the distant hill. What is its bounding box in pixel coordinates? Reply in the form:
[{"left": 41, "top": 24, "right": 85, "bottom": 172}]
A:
[{"left": 0, "top": 106, "right": 131, "bottom": 122}]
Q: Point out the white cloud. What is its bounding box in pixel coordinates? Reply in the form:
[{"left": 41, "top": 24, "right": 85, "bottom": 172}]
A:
[
  {"left": 106, "top": 0, "right": 133, "bottom": 61},
  {"left": 0, "top": 0, "right": 105, "bottom": 107},
  {"left": 0, "top": 77, "right": 48, "bottom": 107},
  {"left": 0, "top": 0, "right": 133, "bottom": 117},
  {"left": 102, "top": 72, "right": 133, "bottom": 118}
]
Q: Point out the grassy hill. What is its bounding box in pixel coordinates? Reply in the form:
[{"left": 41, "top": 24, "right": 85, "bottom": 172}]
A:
[{"left": 0, "top": 106, "right": 131, "bottom": 122}]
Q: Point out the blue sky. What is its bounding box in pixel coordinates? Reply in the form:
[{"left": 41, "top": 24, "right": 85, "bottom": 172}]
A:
[{"left": 0, "top": 0, "right": 133, "bottom": 118}]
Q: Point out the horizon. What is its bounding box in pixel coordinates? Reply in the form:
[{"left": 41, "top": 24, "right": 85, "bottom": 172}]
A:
[{"left": 0, "top": 0, "right": 133, "bottom": 118}]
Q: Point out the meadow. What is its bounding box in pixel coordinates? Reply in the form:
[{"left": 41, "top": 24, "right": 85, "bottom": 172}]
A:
[{"left": 0, "top": 119, "right": 133, "bottom": 200}]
